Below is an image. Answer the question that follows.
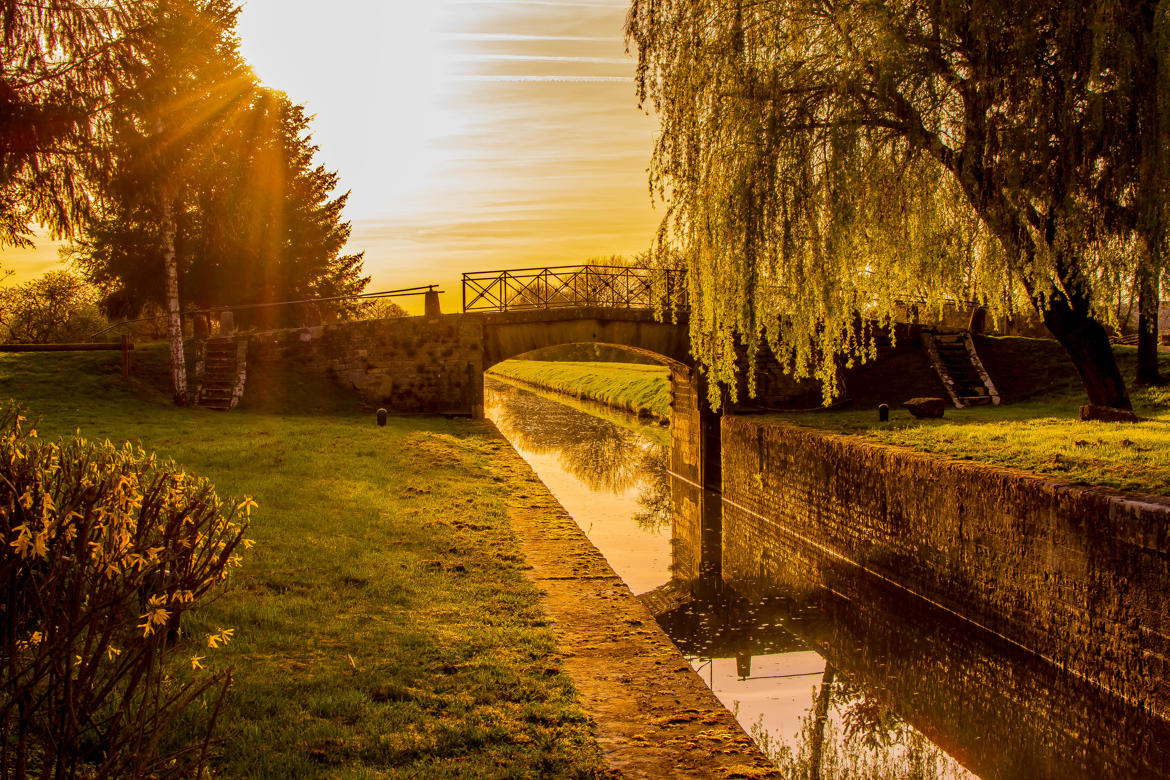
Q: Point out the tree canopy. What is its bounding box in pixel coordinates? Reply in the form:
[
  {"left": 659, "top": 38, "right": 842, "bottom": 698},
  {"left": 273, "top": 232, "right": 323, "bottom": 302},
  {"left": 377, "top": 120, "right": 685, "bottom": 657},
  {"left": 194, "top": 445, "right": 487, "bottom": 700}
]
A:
[
  {"left": 49, "top": 0, "right": 368, "bottom": 401},
  {"left": 1, "top": 0, "right": 135, "bottom": 246},
  {"left": 74, "top": 87, "right": 368, "bottom": 326},
  {"left": 628, "top": 0, "right": 1170, "bottom": 413},
  {"left": 0, "top": 270, "right": 106, "bottom": 343}
]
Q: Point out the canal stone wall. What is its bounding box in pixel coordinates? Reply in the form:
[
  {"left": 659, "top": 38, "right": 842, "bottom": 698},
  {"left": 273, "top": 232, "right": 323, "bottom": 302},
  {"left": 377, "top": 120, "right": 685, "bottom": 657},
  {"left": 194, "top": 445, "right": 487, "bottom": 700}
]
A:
[
  {"left": 668, "top": 367, "right": 705, "bottom": 590},
  {"left": 720, "top": 417, "right": 1170, "bottom": 718}
]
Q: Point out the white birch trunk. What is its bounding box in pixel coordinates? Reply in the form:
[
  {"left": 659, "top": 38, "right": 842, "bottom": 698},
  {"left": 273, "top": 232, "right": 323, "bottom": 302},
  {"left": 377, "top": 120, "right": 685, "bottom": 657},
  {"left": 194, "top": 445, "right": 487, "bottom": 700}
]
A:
[{"left": 162, "top": 195, "right": 188, "bottom": 405}]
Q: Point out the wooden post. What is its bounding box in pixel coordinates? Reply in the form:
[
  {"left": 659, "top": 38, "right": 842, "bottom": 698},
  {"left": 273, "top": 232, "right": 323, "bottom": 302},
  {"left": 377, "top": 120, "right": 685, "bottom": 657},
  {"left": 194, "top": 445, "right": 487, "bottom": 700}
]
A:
[{"left": 120, "top": 335, "right": 132, "bottom": 379}]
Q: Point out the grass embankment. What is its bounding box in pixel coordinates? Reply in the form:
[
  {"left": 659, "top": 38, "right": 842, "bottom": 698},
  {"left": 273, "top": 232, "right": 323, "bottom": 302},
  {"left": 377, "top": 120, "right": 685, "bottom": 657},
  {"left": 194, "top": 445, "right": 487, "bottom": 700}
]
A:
[
  {"left": 795, "top": 344, "right": 1170, "bottom": 496},
  {"left": 1, "top": 347, "right": 604, "bottom": 779},
  {"left": 488, "top": 361, "right": 671, "bottom": 422}
]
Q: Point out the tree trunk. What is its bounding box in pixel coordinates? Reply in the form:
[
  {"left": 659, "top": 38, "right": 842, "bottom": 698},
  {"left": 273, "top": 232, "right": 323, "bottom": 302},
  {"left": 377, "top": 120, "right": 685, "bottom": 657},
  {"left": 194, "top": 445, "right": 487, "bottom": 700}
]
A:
[
  {"left": 1040, "top": 292, "right": 1133, "bottom": 416},
  {"left": 950, "top": 174, "right": 1136, "bottom": 420},
  {"left": 1137, "top": 265, "right": 1163, "bottom": 385},
  {"left": 162, "top": 195, "right": 188, "bottom": 405},
  {"left": 809, "top": 665, "right": 836, "bottom": 780}
]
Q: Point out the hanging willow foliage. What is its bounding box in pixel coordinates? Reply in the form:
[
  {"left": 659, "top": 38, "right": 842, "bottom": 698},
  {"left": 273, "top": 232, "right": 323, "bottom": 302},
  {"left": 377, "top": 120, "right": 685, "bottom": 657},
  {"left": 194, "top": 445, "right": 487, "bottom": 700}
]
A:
[{"left": 628, "top": 0, "right": 1170, "bottom": 410}]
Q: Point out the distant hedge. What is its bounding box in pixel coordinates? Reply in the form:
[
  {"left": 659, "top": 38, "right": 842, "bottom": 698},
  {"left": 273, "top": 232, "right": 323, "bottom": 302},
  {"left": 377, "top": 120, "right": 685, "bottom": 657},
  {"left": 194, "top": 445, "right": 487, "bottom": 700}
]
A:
[{"left": 0, "top": 404, "right": 252, "bottom": 779}]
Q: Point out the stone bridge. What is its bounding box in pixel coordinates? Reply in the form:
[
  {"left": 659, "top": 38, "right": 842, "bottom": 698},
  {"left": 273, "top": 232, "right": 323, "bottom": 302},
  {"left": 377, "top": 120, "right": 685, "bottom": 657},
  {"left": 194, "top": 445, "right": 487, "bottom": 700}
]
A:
[
  {"left": 245, "top": 309, "right": 739, "bottom": 594},
  {"left": 239, "top": 265, "right": 825, "bottom": 595}
]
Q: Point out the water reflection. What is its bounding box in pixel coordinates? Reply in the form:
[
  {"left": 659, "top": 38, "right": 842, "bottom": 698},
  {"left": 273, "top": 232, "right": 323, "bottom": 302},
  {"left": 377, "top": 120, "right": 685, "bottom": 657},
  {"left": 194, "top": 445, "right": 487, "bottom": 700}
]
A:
[
  {"left": 484, "top": 373, "right": 1170, "bottom": 778},
  {"left": 486, "top": 375, "right": 671, "bottom": 533}
]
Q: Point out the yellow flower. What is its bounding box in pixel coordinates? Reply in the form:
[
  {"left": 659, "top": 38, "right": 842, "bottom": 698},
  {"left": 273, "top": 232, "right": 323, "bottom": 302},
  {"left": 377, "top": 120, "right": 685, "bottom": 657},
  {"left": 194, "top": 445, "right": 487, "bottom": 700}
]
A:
[
  {"left": 138, "top": 606, "right": 170, "bottom": 637},
  {"left": 190, "top": 656, "right": 205, "bottom": 671},
  {"left": 207, "top": 627, "right": 234, "bottom": 649}
]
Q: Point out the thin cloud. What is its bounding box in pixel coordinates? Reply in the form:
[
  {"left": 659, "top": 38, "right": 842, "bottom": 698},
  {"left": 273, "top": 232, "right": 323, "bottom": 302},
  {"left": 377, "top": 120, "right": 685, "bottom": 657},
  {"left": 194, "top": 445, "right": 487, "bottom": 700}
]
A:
[
  {"left": 442, "top": 33, "right": 621, "bottom": 42},
  {"left": 450, "top": 75, "right": 631, "bottom": 82},
  {"left": 454, "top": 54, "right": 632, "bottom": 64}
]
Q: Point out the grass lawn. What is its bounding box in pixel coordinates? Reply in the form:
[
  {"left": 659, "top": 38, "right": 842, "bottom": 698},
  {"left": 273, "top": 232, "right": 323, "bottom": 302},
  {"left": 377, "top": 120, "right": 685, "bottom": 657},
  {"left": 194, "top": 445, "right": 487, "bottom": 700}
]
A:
[
  {"left": 488, "top": 361, "right": 671, "bottom": 421},
  {"left": 1, "top": 346, "right": 605, "bottom": 778}
]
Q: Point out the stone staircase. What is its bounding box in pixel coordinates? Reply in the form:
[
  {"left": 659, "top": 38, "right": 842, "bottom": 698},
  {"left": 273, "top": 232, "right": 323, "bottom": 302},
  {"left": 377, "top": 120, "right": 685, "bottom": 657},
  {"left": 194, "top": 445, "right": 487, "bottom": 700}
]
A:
[
  {"left": 195, "top": 337, "right": 247, "bottom": 411},
  {"left": 922, "top": 329, "right": 1000, "bottom": 408}
]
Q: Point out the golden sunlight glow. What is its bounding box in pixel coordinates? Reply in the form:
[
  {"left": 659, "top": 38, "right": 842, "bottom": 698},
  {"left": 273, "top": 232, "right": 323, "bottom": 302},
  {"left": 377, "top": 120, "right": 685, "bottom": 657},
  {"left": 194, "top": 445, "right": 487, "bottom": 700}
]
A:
[
  {"left": 238, "top": 1, "right": 459, "bottom": 217},
  {"left": 3, "top": 1, "right": 659, "bottom": 311},
  {"left": 236, "top": 0, "right": 657, "bottom": 308}
]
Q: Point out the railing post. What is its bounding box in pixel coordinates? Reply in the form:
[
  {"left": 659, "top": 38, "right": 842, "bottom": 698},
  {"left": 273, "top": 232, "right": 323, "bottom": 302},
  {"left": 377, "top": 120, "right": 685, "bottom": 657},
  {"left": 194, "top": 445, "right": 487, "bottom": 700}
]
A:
[{"left": 424, "top": 287, "right": 442, "bottom": 319}]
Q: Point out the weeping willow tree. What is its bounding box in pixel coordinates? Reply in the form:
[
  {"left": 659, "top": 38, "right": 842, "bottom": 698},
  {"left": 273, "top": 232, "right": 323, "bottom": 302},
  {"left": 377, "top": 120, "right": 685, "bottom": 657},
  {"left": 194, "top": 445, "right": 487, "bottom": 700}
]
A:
[{"left": 628, "top": 0, "right": 1170, "bottom": 414}]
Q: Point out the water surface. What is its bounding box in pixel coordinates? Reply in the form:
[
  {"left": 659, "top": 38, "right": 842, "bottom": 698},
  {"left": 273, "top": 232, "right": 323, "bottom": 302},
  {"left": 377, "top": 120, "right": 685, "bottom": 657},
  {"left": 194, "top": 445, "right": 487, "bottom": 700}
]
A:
[{"left": 485, "top": 374, "right": 1170, "bottom": 778}]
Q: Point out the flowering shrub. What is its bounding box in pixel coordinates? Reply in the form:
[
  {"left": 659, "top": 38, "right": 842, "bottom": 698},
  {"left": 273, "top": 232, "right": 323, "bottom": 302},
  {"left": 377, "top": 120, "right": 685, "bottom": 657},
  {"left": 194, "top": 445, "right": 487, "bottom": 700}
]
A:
[{"left": 0, "top": 405, "right": 252, "bottom": 779}]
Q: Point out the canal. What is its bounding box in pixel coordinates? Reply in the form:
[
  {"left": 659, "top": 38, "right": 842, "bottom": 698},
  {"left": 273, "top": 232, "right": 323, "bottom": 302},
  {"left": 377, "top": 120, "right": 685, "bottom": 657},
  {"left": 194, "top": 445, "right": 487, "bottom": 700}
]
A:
[{"left": 484, "top": 374, "right": 1170, "bottom": 778}]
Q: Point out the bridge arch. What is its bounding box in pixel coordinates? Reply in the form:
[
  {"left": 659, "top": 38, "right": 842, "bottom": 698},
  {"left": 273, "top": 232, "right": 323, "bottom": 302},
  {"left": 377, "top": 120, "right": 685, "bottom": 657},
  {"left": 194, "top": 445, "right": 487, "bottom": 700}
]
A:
[
  {"left": 241, "top": 278, "right": 722, "bottom": 596},
  {"left": 478, "top": 307, "right": 692, "bottom": 370},
  {"left": 474, "top": 307, "right": 720, "bottom": 596}
]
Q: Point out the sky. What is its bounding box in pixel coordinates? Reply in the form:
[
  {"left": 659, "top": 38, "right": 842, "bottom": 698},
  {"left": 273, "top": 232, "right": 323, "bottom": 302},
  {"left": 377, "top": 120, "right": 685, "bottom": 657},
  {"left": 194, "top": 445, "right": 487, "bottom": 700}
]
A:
[{"left": 0, "top": 0, "right": 661, "bottom": 314}]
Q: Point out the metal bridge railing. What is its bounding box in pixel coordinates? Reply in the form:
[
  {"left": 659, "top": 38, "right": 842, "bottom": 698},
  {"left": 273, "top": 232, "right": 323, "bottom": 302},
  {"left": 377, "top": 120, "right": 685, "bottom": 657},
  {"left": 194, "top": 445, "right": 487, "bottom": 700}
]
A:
[{"left": 462, "top": 265, "right": 685, "bottom": 313}]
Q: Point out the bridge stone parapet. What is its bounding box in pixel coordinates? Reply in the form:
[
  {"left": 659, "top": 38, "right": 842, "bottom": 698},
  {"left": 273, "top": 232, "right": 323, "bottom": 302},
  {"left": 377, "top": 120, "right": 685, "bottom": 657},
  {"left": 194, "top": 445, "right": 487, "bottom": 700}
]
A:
[{"left": 476, "top": 306, "right": 692, "bottom": 369}]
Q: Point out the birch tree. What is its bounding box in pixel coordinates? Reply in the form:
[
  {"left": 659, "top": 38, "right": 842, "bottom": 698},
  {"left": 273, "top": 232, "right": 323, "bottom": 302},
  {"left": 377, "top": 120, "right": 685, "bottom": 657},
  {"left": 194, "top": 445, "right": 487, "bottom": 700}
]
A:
[{"left": 100, "top": 0, "right": 254, "bottom": 403}]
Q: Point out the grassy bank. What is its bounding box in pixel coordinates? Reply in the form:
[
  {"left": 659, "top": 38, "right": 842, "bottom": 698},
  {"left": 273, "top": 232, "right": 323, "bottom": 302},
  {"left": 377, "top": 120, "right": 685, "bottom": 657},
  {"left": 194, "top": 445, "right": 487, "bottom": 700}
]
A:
[
  {"left": 787, "top": 390, "right": 1170, "bottom": 496},
  {"left": 787, "top": 346, "right": 1170, "bottom": 496},
  {"left": 488, "top": 360, "right": 671, "bottom": 421},
  {"left": 0, "top": 347, "right": 604, "bottom": 779}
]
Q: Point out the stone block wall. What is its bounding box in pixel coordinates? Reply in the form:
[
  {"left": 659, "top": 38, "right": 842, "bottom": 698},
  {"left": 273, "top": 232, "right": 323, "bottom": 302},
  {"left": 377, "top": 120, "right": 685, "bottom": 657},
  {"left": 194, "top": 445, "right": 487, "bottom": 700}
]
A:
[
  {"left": 669, "top": 366, "right": 703, "bottom": 586},
  {"left": 720, "top": 417, "right": 1170, "bottom": 717},
  {"left": 669, "top": 366, "right": 723, "bottom": 596},
  {"left": 246, "top": 316, "right": 485, "bottom": 415}
]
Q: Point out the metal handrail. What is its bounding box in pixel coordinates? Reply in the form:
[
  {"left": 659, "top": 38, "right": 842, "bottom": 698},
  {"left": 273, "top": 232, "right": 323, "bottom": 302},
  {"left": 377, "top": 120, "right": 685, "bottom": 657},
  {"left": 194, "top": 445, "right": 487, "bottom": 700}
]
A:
[{"left": 462, "top": 265, "right": 686, "bottom": 314}]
